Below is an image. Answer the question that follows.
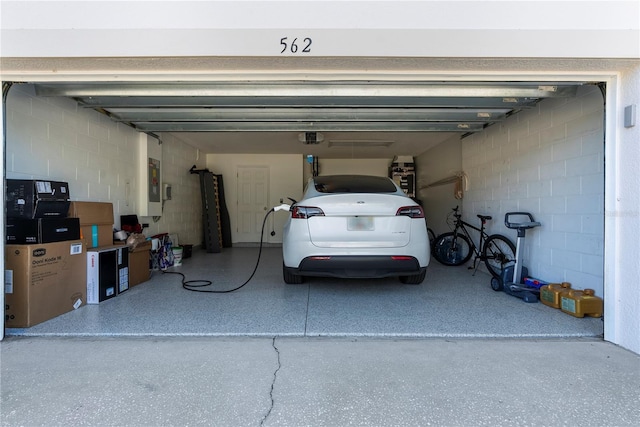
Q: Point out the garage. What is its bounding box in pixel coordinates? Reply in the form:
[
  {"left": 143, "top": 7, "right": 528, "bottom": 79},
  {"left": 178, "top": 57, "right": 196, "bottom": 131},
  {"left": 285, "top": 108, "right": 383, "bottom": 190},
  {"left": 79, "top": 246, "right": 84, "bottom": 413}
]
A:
[
  {"left": 1, "top": 1, "right": 639, "bottom": 355},
  {"left": 0, "top": 70, "right": 611, "bottom": 338}
]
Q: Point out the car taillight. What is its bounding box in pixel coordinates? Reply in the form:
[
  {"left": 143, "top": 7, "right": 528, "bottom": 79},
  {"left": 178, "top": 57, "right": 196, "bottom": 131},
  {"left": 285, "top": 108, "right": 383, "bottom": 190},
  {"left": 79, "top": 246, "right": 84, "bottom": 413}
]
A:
[
  {"left": 291, "top": 206, "right": 325, "bottom": 219},
  {"left": 396, "top": 206, "right": 425, "bottom": 218}
]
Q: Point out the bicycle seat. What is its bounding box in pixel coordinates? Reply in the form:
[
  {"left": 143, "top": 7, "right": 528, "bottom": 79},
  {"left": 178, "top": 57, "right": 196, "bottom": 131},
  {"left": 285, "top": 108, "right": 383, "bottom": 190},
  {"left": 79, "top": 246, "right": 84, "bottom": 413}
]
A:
[{"left": 477, "top": 214, "right": 492, "bottom": 221}]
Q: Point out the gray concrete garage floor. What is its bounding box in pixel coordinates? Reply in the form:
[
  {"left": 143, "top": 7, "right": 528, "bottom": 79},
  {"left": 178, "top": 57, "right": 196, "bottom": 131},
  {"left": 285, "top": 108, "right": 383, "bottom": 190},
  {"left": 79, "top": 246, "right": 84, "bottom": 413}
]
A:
[
  {"left": 5, "top": 246, "right": 604, "bottom": 338},
  {"left": 3, "top": 247, "right": 638, "bottom": 426}
]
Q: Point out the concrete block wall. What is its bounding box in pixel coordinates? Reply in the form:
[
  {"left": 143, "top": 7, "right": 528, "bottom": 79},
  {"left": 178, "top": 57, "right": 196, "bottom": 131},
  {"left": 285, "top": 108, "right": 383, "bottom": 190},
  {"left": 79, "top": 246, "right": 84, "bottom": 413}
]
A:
[
  {"left": 415, "top": 135, "right": 463, "bottom": 236},
  {"left": 5, "top": 84, "right": 204, "bottom": 247},
  {"left": 462, "top": 85, "right": 605, "bottom": 296},
  {"left": 145, "top": 133, "right": 204, "bottom": 246}
]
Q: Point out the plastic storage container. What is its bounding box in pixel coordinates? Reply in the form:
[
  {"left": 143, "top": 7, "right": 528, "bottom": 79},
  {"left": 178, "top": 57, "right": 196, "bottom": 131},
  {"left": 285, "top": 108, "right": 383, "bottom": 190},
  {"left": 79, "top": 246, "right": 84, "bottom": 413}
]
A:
[
  {"left": 523, "top": 277, "right": 549, "bottom": 289},
  {"left": 171, "top": 247, "right": 183, "bottom": 266},
  {"left": 540, "top": 282, "right": 572, "bottom": 309},
  {"left": 560, "top": 289, "right": 603, "bottom": 318}
]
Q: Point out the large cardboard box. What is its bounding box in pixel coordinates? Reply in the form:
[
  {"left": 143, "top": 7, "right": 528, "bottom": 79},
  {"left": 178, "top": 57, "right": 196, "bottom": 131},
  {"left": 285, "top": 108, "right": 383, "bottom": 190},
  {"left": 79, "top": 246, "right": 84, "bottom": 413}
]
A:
[
  {"left": 86, "top": 245, "right": 129, "bottom": 304},
  {"left": 4, "top": 240, "right": 86, "bottom": 328},
  {"left": 6, "top": 179, "right": 71, "bottom": 219},
  {"left": 129, "top": 240, "right": 152, "bottom": 287},
  {"left": 6, "top": 217, "right": 81, "bottom": 244},
  {"left": 68, "top": 201, "right": 114, "bottom": 224},
  {"left": 68, "top": 201, "right": 114, "bottom": 248}
]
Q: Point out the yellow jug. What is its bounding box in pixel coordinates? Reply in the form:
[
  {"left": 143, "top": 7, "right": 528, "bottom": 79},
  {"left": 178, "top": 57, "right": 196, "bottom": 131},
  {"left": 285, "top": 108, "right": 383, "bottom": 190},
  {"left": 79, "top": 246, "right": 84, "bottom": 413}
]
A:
[
  {"left": 560, "top": 289, "right": 603, "bottom": 318},
  {"left": 540, "top": 282, "right": 571, "bottom": 309}
]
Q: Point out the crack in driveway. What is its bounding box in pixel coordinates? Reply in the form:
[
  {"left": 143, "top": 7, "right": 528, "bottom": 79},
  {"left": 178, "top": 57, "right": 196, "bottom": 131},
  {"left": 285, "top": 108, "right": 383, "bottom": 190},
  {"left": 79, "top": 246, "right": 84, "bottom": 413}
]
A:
[{"left": 260, "top": 336, "right": 281, "bottom": 426}]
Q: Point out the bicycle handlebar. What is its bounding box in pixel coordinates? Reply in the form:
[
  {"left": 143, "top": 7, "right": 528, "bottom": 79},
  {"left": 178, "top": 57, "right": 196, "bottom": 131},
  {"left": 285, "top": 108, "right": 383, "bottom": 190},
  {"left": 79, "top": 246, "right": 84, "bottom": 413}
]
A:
[{"left": 504, "top": 212, "right": 541, "bottom": 230}]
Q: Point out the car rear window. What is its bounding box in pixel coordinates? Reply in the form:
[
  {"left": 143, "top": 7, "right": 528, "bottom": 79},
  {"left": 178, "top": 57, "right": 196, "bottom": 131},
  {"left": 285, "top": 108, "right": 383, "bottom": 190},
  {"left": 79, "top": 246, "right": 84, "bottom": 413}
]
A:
[{"left": 313, "top": 175, "right": 398, "bottom": 193}]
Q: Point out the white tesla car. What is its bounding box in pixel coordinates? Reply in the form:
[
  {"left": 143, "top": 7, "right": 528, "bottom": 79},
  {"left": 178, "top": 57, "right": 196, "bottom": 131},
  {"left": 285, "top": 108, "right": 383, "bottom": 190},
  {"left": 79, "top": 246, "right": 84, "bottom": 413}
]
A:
[{"left": 282, "top": 175, "right": 430, "bottom": 284}]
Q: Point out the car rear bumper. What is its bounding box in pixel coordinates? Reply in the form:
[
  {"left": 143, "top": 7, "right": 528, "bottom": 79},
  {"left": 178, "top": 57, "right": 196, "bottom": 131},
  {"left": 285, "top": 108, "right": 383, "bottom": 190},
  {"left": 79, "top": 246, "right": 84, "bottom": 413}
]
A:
[{"left": 294, "top": 255, "right": 425, "bottom": 279}]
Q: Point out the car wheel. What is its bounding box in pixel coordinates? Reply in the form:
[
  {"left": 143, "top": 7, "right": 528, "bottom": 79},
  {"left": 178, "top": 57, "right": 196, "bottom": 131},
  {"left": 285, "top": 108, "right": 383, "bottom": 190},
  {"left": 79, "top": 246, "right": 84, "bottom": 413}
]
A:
[
  {"left": 283, "top": 263, "right": 304, "bottom": 285},
  {"left": 399, "top": 269, "right": 426, "bottom": 285}
]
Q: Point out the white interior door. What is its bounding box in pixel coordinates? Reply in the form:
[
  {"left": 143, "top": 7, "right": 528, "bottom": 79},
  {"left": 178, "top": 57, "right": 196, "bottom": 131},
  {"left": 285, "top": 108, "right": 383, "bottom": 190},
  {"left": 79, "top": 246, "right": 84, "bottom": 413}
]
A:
[{"left": 236, "top": 166, "right": 269, "bottom": 242}]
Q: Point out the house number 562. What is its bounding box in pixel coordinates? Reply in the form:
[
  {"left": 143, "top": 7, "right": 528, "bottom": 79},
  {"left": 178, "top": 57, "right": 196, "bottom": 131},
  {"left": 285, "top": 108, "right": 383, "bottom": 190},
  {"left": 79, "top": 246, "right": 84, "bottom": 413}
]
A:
[{"left": 280, "top": 37, "right": 312, "bottom": 54}]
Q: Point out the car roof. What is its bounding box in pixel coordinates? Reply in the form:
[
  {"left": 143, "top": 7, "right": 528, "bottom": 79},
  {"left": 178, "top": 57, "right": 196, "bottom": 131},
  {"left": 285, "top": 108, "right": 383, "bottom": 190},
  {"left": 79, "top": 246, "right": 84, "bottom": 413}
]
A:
[{"left": 306, "top": 175, "right": 405, "bottom": 196}]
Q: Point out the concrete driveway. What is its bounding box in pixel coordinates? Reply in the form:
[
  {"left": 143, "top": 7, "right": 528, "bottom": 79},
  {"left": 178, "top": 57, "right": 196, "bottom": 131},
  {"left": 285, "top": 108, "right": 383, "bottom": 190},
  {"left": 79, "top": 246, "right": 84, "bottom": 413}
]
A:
[{"left": 1, "top": 336, "right": 638, "bottom": 426}]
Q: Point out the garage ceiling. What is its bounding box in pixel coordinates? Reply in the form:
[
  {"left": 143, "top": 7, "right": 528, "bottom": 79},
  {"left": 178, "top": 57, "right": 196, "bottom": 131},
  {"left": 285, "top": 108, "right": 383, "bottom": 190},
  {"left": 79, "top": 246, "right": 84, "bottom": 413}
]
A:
[{"left": 33, "top": 81, "right": 581, "bottom": 159}]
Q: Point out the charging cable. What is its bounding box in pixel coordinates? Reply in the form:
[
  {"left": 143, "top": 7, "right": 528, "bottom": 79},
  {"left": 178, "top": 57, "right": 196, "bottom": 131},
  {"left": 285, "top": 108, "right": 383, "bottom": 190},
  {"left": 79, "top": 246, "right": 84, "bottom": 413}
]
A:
[{"left": 163, "top": 204, "right": 290, "bottom": 293}]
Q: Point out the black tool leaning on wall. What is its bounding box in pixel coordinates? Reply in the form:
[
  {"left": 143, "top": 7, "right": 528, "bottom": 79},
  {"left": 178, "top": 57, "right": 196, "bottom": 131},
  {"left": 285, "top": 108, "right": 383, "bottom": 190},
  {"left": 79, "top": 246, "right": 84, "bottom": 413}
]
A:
[
  {"left": 490, "top": 212, "right": 541, "bottom": 303},
  {"left": 189, "top": 165, "right": 232, "bottom": 253}
]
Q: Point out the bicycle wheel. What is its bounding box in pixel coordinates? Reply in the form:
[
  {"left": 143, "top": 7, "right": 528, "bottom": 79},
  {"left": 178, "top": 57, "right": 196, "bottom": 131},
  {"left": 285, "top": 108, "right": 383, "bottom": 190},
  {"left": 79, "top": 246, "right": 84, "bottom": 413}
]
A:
[
  {"left": 482, "top": 234, "right": 516, "bottom": 279},
  {"left": 432, "top": 232, "right": 473, "bottom": 266},
  {"left": 427, "top": 228, "right": 436, "bottom": 248}
]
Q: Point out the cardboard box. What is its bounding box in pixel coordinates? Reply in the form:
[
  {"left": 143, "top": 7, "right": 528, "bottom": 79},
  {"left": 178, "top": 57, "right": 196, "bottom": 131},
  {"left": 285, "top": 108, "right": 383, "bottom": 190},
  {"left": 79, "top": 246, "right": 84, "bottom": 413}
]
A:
[
  {"left": 6, "top": 217, "right": 81, "bottom": 244},
  {"left": 86, "top": 245, "right": 129, "bottom": 304},
  {"left": 68, "top": 201, "right": 114, "bottom": 224},
  {"left": 80, "top": 224, "right": 113, "bottom": 249},
  {"left": 68, "top": 201, "right": 114, "bottom": 248},
  {"left": 129, "top": 240, "right": 152, "bottom": 287},
  {"left": 4, "top": 240, "right": 86, "bottom": 328},
  {"left": 6, "top": 179, "right": 71, "bottom": 219}
]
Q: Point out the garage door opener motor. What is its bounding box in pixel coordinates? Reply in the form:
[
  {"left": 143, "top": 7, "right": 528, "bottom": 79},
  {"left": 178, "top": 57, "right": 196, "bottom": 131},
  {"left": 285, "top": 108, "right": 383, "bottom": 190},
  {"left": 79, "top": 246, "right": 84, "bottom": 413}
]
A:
[{"left": 490, "top": 212, "right": 541, "bottom": 303}]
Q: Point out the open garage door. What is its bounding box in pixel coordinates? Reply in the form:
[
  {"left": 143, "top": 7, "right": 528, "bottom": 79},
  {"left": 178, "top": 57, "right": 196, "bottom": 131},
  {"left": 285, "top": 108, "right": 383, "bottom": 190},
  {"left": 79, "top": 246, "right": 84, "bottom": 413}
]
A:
[{"left": 33, "top": 80, "right": 582, "bottom": 160}]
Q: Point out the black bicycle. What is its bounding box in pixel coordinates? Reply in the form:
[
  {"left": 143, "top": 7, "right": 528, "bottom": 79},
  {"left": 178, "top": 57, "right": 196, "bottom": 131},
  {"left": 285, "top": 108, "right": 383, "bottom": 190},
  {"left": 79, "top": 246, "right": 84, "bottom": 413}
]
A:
[
  {"left": 432, "top": 206, "right": 516, "bottom": 279},
  {"left": 427, "top": 226, "right": 436, "bottom": 249}
]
